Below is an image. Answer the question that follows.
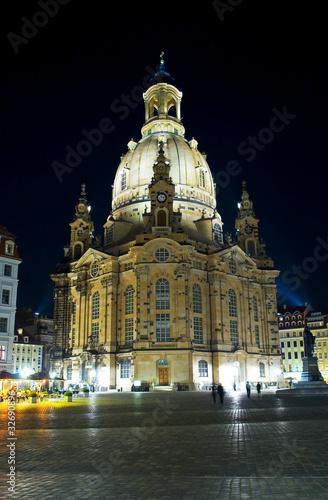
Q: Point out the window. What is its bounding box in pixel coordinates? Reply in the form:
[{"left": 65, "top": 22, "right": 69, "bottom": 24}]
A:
[
  {"left": 294, "top": 352, "right": 298, "bottom": 359},
  {"left": 229, "top": 259, "right": 236, "bottom": 274},
  {"left": 0, "top": 345, "right": 6, "bottom": 360},
  {"left": 4, "top": 265, "right": 12, "bottom": 277},
  {"left": 105, "top": 225, "right": 113, "bottom": 244},
  {"left": 67, "top": 366, "right": 72, "bottom": 380},
  {"left": 293, "top": 341, "right": 297, "bottom": 347},
  {"left": 287, "top": 341, "right": 291, "bottom": 348},
  {"left": 213, "top": 223, "right": 222, "bottom": 243},
  {"left": 247, "top": 240, "right": 256, "bottom": 257},
  {"left": 255, "top": 325, "right": 260, "bottom": 346},
  {"left": 91, "top": 322, "right": 99, "bottom": 347},
  {"left": 199, "top": 169, "right": 205, "bottom": 188},
  {"left": 300, "top": 340, "right": 303, "bottom": 347},
  {"left": 125, "top": 285, "right": 134, "bottom": 315},
  {"left": 121, "top": 171, "right": 127, "bottom": 191},
  {"left": 288, "top": 352, "right": 291, "bottom": 359},
  {"left": 72, "top": 303, "right": 76, "bottom": 325},
  {"left": 156, "top": 313, "right": 170, "bottom": 342},
  {"left": 92, "top": 292, "right": 100, "bottom": 320},
  {"left": 199, "top": 360, "right": 208, "bottom": 377},
  {"left": 193, "top": 317, "right": 203, "bottom": 343},
  {"left": 2, "top": 290, "right": 10, "bottom": 305},
  {"left": 72, "top": 328, "right": 75, "bottom": 347},
  {"left": 230, "top": 320, "right": 238, "bottom": 346},
  {"left": 125, "top": 318, "right": 134, "bottom": 344},
  {"left": 124, "top": 262, "right": 133, "bottom": 271},
  {"left": 259, "top": 362, "right": 265, "bottom": 377},
  {"left": 5, "top": 242, "right": 14, "bottom": 255},
  {"left": 157, "top": 210, "right": 167, "bottom": 226},
  {"left": 193, "top": 284, "right": 202, "bottom": 314},
  {"left": 319, "top": 353, "right": 322, "bottom": 359},
  {"left": 155, "top": 279, "right": 170, "bottom": 310},
  {"left": 0, "top": 317, "right": 8, "bottom": 333},
  {"left": 253, "top": 298, "right": 258, "bottom": 322},
  {"left": 154, "top": 248, "right": 170, "bottom": 262},
  {"left": 121, "top": 361, "right": 130, "bottom": 378},
  {"left": 324, "top": 352, "right": 327, "bottom": 359},
  {"left": 90, "top": 262, "right": 99, "bottom": 277},
  {"left": 228, "top": 289, "right": 237, "bottom": 317},
  {"left": 281, "top": 341, "right": 284, "bottom": 348},
  {"left": 158, "top": 359, "right": 168, "bottom": 366}
]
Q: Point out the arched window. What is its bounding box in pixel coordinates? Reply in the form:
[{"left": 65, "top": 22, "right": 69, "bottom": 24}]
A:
[
  {"left": 105, "top": 226, "right": 113, "bottom": 244},
  {"left": 255, "top": 325, "right": 260, "bottom": 346},
  {"left": 259, "top": 362, "right": 265, "bottom": 378},
  {"left": 73, "top": 243, "right": 82, "bottom": 260},
  {"left": 157, "top": 210, "right": 167, "bottom": 226},
  {"left": 230, "top": 320, "right": 238, "bottom": 346},
  {"left": 198, "top": 360, "right": 208, "bottom": 377},
  {"left": 228, "top": 289, "right": 237, "bottom": 317},
  {"left": 247, "top": 240, "right": 256, "bottom": 257},
  {"left": 92, "top": 292, "right": 100, "bottom": 320},
  {"left": 121, "top": 171, "right": 127, "bottom": 191},
  {"left": 253, "top": 298, "right": 258, "bottom": 322},
  {"left": 125, "top": 285, "right": 134, "bottom": 315},
  {"left": 155, "top": 279, "right": 170, "bottom": 310},
  {"left": 193, "top": 284, "right": 202, "bottom": 314}
]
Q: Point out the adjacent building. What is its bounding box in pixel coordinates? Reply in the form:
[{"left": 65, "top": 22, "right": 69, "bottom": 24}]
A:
[
  {"left": 12, "top": 328, "right": 43, "bottom": 377},
  {"left": 0, "top": 225, "right": 22, "bottom": 373},
  {"left": 307, "top": 310, "right": 328, "bottom": 381},
  {"left": 15, "top": 308, "right": 54, "bottom": 373},
  {"left": 51, "top": 57, "right": 282, "bottom": 390}
]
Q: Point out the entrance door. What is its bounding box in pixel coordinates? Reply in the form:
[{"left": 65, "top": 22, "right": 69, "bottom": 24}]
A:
[{"left": 159, "top": 366, "right": 169, "bottom": 385}]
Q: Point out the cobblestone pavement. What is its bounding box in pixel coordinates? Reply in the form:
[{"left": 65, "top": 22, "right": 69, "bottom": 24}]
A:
[{"left": 1, "top": 390, "right": 328, "bottom": 499}]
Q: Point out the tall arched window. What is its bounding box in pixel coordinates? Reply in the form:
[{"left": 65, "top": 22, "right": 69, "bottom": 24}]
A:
[
  {"left": 193, "top": 284, "right": 202, "bottom": 314},
  {"left": 157, "top": 210, "right": 167, "bottom": 226},
  {"left": 253, "top": 298, "right": 258, "bottom": 322},
  {"left": 125, "top": 285, "right": 134, "bottom": 315},
  {"left": 92, "top": 292, "right": 100, "bottom": 320},
  {"left": 199, "top": 169, "right": 205, "bottom": 188},
  {"left": 247, "top": 240, "right": 256, "bottom": 257},
  {"left": 155, "top": 279, "right": 170, "bottom": 310},
  {"left": 228, "top": 289, "right": 237, "bottom": 317}
]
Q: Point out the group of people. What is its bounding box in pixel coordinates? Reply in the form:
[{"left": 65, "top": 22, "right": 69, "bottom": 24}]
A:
[
  {"left": 246, "top": 381, "right": 262, "bottom": 398},
  {"left": 211, "top": 383, "right": 225, "bottom": 404}
]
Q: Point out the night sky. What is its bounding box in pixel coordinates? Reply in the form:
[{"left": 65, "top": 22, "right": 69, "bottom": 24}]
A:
[{"left": 1, "top": 1, "right": 327, "bottom": 315}]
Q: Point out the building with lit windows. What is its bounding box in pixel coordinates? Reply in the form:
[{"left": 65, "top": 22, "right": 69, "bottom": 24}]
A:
[
  {"left": 12, "top": 329, "right": 43, "bottom": 377},
  {"left": 51, "top": 56, "right": 282, "bottom": 391},
  {"left": 278, "top": 305, "right": 312, "bottom": 380},
  {"left": 0, "top": 225, "right": 22, "bottom": 373}
]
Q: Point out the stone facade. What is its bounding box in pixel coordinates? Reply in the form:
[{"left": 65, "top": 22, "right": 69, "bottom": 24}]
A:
[{"left": 51, "top": 57, "right": 282, "bottom": 390}]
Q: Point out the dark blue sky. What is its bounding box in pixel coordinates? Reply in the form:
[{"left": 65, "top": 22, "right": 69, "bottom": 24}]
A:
[{"left": 1, "top": 1, "right": 327, "bottom": 314}]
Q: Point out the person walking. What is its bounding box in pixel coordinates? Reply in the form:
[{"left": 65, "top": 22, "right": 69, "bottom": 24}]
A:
[
  {"left": 211, "top": 384, "right": 216, "bottom": 403},
  {"left": 246, "top": 381, "right": 251, "bottom": 398},
  {"left": 217, "top": 383, "right": 224, "bottom": 404},
  {"left": 256, "top": 382, "right": 262, "bottom": 396}
]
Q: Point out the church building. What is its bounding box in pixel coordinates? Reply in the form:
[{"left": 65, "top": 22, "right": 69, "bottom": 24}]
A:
[{"left": 51, "top": 56, "right": 282, "bottom": 390}]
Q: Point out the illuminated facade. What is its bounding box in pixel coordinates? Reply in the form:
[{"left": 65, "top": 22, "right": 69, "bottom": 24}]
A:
[
  {"left": 0, "top": 225, "right": 22, "bottom": 373},
  {"left": 51, "top": 57, "right": 282, "bottom": 390}
]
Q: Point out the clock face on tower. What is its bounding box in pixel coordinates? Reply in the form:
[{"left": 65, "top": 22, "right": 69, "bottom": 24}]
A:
[
  {"left": 78, "top": 203, "right": 85, "bottom": 212},
  {"left": 157, "top": 192, "right": 167, "bottom": 203}
]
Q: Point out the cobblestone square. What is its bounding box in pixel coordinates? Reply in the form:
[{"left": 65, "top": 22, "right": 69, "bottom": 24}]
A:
[{"left": 1, "top": 390, "right": 328, "bottom": 499}]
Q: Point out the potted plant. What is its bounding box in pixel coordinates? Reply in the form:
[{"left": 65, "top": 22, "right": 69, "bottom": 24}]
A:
[
  {"left": 82, "top": 388, "right": 90, "bottom": 397},
  {"left": 64, "top": 391, "right": 73, "bottom": 402},
  {"left": 28, "top": 391, "right": 38, "bottom": 404}
]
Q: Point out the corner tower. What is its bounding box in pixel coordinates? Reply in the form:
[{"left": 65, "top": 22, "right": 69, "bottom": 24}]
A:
[{"left": 235, "top": 181, "right": 274, "bottom": 269}]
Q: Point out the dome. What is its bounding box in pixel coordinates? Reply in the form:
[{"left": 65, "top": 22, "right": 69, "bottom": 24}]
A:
[{"left": 109, "top": 61, "right": 222, "bottom": 244}]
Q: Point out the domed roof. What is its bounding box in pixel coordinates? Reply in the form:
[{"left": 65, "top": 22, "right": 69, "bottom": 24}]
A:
[{"left": 108, "top": 57, "right": 223, "bottom": 245}]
